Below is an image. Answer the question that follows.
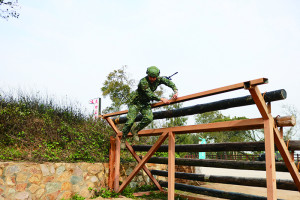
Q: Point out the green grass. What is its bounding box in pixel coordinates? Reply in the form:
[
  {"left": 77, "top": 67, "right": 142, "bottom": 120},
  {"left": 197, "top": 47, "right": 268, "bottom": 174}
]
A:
[{"left": 0, "top": 89, "right": 113, "bottom": 162}]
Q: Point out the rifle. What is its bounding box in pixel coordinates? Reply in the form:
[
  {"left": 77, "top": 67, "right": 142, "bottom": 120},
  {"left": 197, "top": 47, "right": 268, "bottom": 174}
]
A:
[{"left": 164, "top": 72, "right": 178, "bottom": 80}]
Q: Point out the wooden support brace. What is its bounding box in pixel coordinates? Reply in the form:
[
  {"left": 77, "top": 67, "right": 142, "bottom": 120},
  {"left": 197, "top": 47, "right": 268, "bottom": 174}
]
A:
[
  {"left": 273, "top": 127, "right": 300, "bottom": 192},
  {"left": 125, "top": 141, "right": 164, "bottom": 192},
  {"left": 118, "top": 131, "right": 169, "bottom": 193}
]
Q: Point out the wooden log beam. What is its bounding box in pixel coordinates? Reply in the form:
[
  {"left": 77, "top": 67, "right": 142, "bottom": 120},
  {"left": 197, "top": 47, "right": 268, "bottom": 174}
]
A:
[
  {"left": 146, "top": 157, "right": 298, "bottom": 172},
  {"left": 275, "top": 115, "right": 296, "bottom": 127},
  {"left": 112, "top": 89, "right": 286, "bottom": 124},
  {"left": 151, "top": 170, "right": 298, "bottom": 191},
  {"left": 159, "top": 181, "right": 278, "bottom": 200},
  {"left": 102, "top": 78, "right": 268, "bottom": 118},
  {"left": 132, "top": 140, "right": 300, "bottom": 152}
]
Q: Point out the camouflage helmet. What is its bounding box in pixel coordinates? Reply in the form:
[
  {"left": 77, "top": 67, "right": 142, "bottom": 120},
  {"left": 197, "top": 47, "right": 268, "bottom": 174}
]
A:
[{"left": 146, "top": 66, "right": 160, "bottom": 77}]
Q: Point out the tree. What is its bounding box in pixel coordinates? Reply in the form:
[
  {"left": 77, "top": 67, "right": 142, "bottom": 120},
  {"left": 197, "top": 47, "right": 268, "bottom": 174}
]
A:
[
  {"left": 282, "top": 104, "right": 300, "bottom": 140},
  {"left": 0, "top": 0, "right": 20, "bottom": 20},
  {"left": 101, "top": 66, "right": 135, "bottom": 113}
]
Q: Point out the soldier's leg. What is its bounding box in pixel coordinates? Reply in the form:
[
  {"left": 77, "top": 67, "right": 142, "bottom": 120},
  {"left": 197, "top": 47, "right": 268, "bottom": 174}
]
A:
[
  {"left": 133, "top": 104, "right": 153, "bottom": 133},
  {"left": 122, "top": 104, "right": 139, "bottom": 138}
]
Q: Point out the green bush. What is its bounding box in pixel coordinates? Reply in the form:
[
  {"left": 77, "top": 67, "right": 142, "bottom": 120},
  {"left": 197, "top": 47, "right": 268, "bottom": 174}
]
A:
[{"left": 0, "top": 90, "right": 113, "bottom": 162}]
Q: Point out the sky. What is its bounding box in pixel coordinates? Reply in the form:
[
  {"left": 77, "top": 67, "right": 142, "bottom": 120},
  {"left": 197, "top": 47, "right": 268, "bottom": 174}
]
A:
[{"left": 1, "top": 1, "right": 300, "bottom": 137}]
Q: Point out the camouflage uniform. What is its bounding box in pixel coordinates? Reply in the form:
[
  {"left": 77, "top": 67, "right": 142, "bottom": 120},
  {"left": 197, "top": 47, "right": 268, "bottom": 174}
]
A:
[{"left": 122, "top": 76, "right": 178, "bottom": 137}]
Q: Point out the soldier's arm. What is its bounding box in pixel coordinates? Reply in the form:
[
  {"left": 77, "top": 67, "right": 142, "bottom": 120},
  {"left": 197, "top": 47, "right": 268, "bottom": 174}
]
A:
[{"left": 160, "top": 77, "right": 178, "bottom": 99}]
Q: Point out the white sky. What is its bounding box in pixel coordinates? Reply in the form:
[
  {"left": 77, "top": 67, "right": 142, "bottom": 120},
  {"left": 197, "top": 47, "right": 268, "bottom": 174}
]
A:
[{"left": 1, "top": 1, "right": 300, "bottom": 135}]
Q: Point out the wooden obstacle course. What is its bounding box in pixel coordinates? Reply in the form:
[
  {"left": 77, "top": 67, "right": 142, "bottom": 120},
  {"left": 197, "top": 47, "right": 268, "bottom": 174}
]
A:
[{"left": 103, "top": 78, "right": 300, "bottom": 200}]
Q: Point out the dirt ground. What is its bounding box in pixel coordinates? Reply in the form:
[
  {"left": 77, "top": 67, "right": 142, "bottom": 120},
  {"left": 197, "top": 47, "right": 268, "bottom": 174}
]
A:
[{"left": 91, "top": 183, "right": 300, "bottom": 200}]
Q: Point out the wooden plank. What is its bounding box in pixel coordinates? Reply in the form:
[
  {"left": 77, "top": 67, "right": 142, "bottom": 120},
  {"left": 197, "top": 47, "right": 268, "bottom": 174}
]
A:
[
  {"left": 125, "top": 141, "right": 163, "bottom": 191},
  {"left": 102, "top": 78, "right": 268, "bottom": 118},
  {"left": 168, "top": 131, "right": 175, "bottom": 200},
  {"left": 274, "top": 127, "right": 300, "bottom": 192},
  {"left": 137, "top": 118, "right": 264, "bottom": 137},
  {"left": 117, "top": 131, "right": 169, "bottom": 193},
  {"left": 108, "top": 136, "right": 116, "bottom": 190}
]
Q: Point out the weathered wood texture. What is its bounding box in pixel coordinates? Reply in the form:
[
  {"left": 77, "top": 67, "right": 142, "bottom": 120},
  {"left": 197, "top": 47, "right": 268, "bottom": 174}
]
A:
[
  {"left": 112, "top": 89, "right": 286, "bottom": 124},
  {"left": 146, "top": 157, "right": 298, "bottom": 172},
  {"left": 151, "top": 170, "right": 298, "bottom": 191},
  {"left": 159, "top": 181, "right": 279, "bottom": 200},
  {"left": 132, "top": 140, "right": 300, "bottom": 152}
]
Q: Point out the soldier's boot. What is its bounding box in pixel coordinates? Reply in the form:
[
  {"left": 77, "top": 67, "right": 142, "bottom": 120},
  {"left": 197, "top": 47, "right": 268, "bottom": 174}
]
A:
[
  {"left": 131, "top": 128, "right": 139, "bottom": 143},
  {"left": 120, "top": 136, "right": 127, "bottom": 149}
]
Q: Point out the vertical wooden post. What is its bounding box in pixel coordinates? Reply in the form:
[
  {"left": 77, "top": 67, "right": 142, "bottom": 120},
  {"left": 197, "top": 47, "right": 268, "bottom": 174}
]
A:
[
  {"left": 114, "top": 135, "right": 121, "bottom": 192},
  {"left": 249, "top": 86, "right": 277, "bottom": 200},
  {"left": 105, "top": 117, "right": 122, "bottom": 192},
  {"left": 168, "top": 131, "right": 175, "bottom": 200},
  {"left": 108, "top": 136, "right": 116, "bottom": 190},
  {"left": 264, "top": 119, "right": 277, "bottom": 200}
]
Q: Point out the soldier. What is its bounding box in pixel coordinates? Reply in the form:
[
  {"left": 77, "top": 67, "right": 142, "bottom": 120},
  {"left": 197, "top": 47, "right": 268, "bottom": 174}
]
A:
[{"left": 121, "top": 66, "right": 178, "bottom": 149}]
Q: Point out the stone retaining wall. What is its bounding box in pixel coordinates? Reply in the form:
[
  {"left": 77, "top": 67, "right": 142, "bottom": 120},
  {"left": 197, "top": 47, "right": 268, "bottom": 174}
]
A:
[{"left": 0, "top": 162, "right": 167, "bottom": 200}]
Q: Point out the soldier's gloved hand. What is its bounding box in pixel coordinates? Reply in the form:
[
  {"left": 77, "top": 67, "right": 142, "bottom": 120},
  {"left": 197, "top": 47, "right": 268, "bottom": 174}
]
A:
[
  {"left": 172, "top": 91, "right": 178, "bottom": 100},
  {"left": 161, "top": 97, "right": 170, "bottom": 104}
]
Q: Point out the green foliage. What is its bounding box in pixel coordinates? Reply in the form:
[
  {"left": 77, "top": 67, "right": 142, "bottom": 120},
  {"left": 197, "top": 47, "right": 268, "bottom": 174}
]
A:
[
  {"left": 194, "top": 111, "right": 256, "bottom": 143},
  {"left": 282, "top": 104, "right": 300, "bottom": 140},
  {"left": 89, "top": 187, "right": 119, "bottom": 198},
  {"left": 61, "top": 193, "right": 85, "bottom": 200},
  {"left": 101, "top": 66, "right": 135, "bottom": 113},
  {"left": 0, "top": 90, "right": 113, "bottom": 162},
  {"left": 0, "top": 0, "right": 20, "bottom": 19}
]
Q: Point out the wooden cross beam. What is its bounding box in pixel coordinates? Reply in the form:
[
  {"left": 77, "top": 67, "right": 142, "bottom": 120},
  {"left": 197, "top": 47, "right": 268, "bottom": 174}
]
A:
[
  {"left": 118, "top": 131, "right": 169, "bottom": 193},
  {"left": 124, "top": 140, "right": 164, "bottom": 192}
]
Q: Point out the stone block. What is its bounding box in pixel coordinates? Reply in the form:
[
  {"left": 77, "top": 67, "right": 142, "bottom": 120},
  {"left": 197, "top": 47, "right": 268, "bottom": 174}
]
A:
[
  {"left": 35, "top": 189, "right": 45, "bottom": 198},
  {"left": 90, "top": 176, "right": 98, "bottom": 183},
  {"left": 5, "top": 165, "right": 20, "bottom": 175},
  {"left": 61, "top": 191, "right": 72, "bottom": 199},
  {"left": 28, "top": 174, "right": 42, "bottom": 184},
  {"left": 87, "top": 164, "right": 101, "bottom": 175},
  {"left": 46, "top": 182, "right": 62, "bottom": 194},
  {"left": 57, "top": 171, "right": 72, "bottom": 182},
  {"left": 56, "top": 166, "right": 65, "bottom": 175},
  {"left": 40, "top": 164, "right": 50, "bottom": 177},
  {"left": 70, "top": 176, "right": 83, "bottom": 185},
  {"left": 46, "top": 190, "right": 61, "bottom": 200},
  {"left": 15, "top": 191, "right": 29, "bottom": 200},
  {"left": 16, "top": 183, "right": 27, "bottom": 192},
  {"left": 61, "top": 182, "right": 72, "bottom": 191},
  {"left": 28, "top": 184, "right": 40, "bottom": 193},
  {"left": 16, "top": 172, "right": 29, "bottom": 183},
  {"left": 6, "top": 176, "right": 16, "bottom": 186},
  {"left": 43, "top": 176, "right": 55, "bottom": 183}
]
